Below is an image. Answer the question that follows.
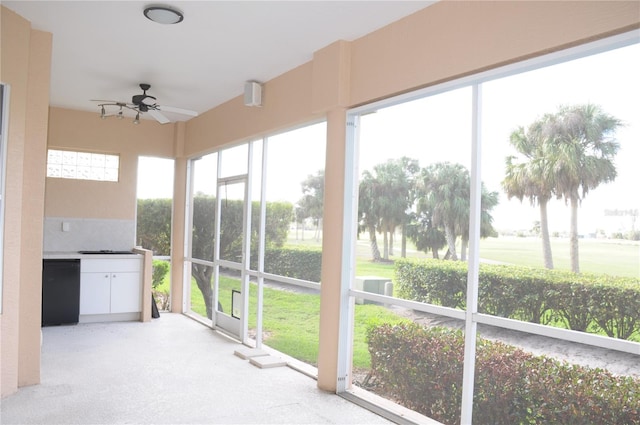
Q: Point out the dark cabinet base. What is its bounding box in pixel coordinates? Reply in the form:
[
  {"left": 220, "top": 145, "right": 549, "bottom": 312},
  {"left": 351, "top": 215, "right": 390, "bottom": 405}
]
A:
[{"left": 42, "top": 259, "right": 81, "bottom": 326}]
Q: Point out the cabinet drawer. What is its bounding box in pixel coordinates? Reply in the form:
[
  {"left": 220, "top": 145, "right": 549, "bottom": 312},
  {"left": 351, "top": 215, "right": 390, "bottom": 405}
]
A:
[{"left": 81, "top": 258, "right": 142, "bottom": 273}]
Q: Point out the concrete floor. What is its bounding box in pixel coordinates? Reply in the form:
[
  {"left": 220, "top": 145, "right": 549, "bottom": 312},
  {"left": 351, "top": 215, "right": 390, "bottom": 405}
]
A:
[{"left": 1, "top": 313, "right": 393, "bottom": 425}]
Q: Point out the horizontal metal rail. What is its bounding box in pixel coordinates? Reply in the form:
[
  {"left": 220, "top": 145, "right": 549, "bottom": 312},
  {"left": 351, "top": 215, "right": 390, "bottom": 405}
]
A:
[
  {"left": 475, "top": 313, "right": 640, "bottom": 355},
  {"left": 349, "top": 289, "right": 466, "bottom": 321},
  {"left": 185, "top": 257, "right": 640, "bottom": 356}
]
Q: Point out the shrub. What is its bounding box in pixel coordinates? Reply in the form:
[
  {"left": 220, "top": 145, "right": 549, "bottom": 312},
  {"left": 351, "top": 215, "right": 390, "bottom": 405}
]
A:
[
  {"left": 260, "top": 247, "right": 322, "bottom": 282},
  {"left": 367, "top": 323, "right": 640, "bottom": 425},
  {"left": 152, "top": 259, "right": 169, "bottom": 289},
  {"left": 395, "top": 258, "right": 640, "bottom": 339},
  {"left": 395, "top": 259, "right": 466, "bottom": 309}
]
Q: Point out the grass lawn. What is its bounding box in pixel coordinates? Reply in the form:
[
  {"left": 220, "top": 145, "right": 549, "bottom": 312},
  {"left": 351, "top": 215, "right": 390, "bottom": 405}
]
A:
[
  {"left": 186, "top": 275, "right": 407, "bottom": 368},
  {"left": 479, "top": 236, "right": 640, "bottom": 278}
]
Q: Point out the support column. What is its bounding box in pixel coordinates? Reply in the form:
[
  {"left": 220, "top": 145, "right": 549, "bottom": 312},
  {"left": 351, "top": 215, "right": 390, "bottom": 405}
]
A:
[
  {"left": 317, "top": 107, "right": 348, "bottom": 391},
  {"left": 170, "top": 122, "right": 187, "bottom": 313},
  {"left": 18, "top": 28, "right": 52, "bottom": 389}
]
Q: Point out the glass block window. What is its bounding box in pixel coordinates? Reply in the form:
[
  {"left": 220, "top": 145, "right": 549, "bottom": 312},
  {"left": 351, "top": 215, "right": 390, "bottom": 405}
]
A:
[{"left": 46, "top": 149, "right": 119, "bottom": 182}]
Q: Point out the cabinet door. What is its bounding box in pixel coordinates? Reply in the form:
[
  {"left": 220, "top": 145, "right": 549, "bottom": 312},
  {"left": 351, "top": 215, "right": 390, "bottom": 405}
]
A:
[
  {"left": 80, "top": 272, "right": 111, "bottom": 314},
  {"left": 110, "top": 272, "right": 141, "bottom": 313}
]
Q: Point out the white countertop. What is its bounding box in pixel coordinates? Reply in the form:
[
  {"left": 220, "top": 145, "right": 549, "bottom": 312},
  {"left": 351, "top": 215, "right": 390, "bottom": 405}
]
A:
[{"left": 43, "top": 251, "right": 143, "bottom": 260}]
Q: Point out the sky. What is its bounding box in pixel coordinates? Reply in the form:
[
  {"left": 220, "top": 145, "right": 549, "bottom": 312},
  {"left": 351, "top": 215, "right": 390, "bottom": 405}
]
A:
[{"left": 138, "top": 41, "right": 639, "bottom": 236}]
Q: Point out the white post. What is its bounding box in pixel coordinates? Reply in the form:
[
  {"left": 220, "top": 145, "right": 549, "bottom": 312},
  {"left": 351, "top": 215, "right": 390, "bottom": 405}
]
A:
[
  {"left": 256, "top": 137, "right": 269, "bottom": 349},
  {"left": 460, "top": 83, "right": 482, "bottom": 424},
  {"left": 336, "top": 113, "right": 359, "bottom": 392}
]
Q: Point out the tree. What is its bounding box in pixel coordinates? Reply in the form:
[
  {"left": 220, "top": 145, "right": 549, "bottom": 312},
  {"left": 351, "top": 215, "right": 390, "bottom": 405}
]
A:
[
  {"left": 297, "top": 170, "right": 324, "bottom": 241},
  {"left": 502, "top": 121, "right": 556, "bottom": 269},
  {"left": 136, "top": 198, "right": 172, "bottom": 255},
  {"left": 370, "top": 157, "right": 420, "bottom": 260},
  {"left": 188, "top": 194, "right": 292, "bottom": 319},
  {"left": 416, "top": 162, "right": 470, "bottom": 261},
  {"left": 357, "top": 158, "right": 420, "bottom": 262},
  {"left": 406, "top": 209, "right": 447, "bottom": 258},
  {"left": 358, "top": 170, "right": 383, "bottom": 261},
  {"left": 458, "top": 185, "right": 499, "bottom": 261},
  {"left": 541, "top": 104, "right": 621, "bottom": 273},
  {"left": 415, "top": 162, "right": 498, "bottom": 261}
]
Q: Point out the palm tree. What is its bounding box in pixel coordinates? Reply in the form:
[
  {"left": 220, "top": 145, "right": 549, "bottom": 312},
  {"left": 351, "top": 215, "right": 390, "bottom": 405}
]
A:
[
  {"left": 458, "top": 184, "right": 499, "bottom": 261},
  {"left": 372, "top": 157, "right": 420, "bottom": 259},
  {"left": 298, "top": 170, "right": 325, "bottom": 241},
  {"left": 417, "top": 162, "right": 470, "bottom": 261},
  {"left": 407, "top": 208, "right": 447, "bottom": 258},
  {"left": 541, "top": 104, "right": 621, "bottom": 273},
  {"left": 358, "top": 170, "right": 382, "bottom": 261},
  {"left": 502, "top": 121, "right": 556, "bottom": 269}
]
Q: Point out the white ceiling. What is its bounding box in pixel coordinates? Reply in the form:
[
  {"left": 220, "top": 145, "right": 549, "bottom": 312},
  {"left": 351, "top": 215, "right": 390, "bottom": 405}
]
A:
[{"left": 3, "top": 1, "right": 434, "bottom": 122}]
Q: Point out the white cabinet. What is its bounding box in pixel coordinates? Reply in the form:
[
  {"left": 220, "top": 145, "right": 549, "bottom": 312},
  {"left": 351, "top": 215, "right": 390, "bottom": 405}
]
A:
[
  {"left": 80, "top": 258, "right": 142, "bottom": 318},
  {"left": 80, "top": 272, "right": 111, "bottom": 314}
]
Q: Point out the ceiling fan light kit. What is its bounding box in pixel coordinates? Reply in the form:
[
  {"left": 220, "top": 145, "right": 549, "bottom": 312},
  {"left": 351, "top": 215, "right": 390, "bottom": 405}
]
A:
[
  {"left": 143, "top": 6, "right": 184, "bottom": 25},
  {"left": 93, "top": 83, "right": 198, "bottom": 125}
]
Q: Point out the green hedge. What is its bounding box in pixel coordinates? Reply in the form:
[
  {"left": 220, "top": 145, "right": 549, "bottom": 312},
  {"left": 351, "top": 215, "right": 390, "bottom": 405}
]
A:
[
  {"left": 250, "top": 247, "right": 322, "bottom": 283},
  {"left": 395, "top": 258, "right": 640, "bottom": 340},
  {"left": 367, "top": 323, "right": 640, "bottom": 425}
]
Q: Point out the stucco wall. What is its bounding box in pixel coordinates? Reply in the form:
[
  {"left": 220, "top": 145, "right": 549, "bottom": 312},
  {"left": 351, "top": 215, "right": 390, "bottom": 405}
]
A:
[
  {"left": 349, "top": 1, "right": 640, "bottom": 105},
  {"left": 45, "top": 107, "right": 176, "bottom": 220},
  {"left": 0, "top": 7, "right": 51, "bottom": 396}
]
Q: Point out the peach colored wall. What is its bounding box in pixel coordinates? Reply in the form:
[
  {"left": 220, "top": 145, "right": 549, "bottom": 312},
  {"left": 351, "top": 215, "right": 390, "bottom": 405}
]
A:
[
  {"left": 19, "top": 29, "right": 52, "bottom": 387},
  {"left": 1, "top": 7, "right": 51, "bottom": 396},
  {"left": 45, "top": 107, "right": 176, "bottom": 219},
  {"left": 311, "top": 41, "right": 351, "bottom": 113},
  {"left": 170, "top": 123, "right": 187, "bottom": 314},
  {"left": 316, "top": 108, "right": 348, "bottom": 391},
  {"left": 349, "top": 1, "right": 640, "bottom": 105},
  {"left": 185, "top": 62, "right": 322, "bottom": 157},
  {"left": 132, "top": 247, "right": 153, "bottom": 322}
]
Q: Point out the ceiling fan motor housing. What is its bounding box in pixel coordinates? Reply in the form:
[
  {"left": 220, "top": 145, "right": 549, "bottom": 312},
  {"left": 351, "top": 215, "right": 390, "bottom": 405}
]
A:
[{"left": 132, "top": 83, "right": 156, "bottom": 106}]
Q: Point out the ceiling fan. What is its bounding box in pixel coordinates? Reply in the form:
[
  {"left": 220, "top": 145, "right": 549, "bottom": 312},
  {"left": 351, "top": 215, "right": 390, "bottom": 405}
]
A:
[{"left": 92, "top": 83, "right": 198, "bottom": 124}]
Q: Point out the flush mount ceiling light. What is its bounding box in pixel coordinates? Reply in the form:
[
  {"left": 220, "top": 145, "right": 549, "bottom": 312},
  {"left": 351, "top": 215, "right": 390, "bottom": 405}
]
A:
[{"left": 143, "top": 6, "right": 184, "bottom": 24}]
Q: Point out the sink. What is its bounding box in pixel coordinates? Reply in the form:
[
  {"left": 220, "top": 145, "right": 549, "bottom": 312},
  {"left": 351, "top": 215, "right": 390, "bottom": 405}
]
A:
[{"left": 78, "top": 250, "right": 134, "bottom": 255}]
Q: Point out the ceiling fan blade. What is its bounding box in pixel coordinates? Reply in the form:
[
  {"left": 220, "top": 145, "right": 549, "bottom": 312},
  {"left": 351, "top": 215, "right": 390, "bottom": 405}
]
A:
[
  {"left": 159, "top": 105, "right": 199, "bottom": 117},
  {"left": 147, "top": 109, "right": 170, "bottom": 124}
]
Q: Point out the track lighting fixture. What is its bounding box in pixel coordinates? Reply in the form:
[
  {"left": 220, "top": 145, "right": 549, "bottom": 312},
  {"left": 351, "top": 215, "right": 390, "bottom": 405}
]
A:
[{"left": 96, "top": 103, "right": 143, "bottom": 124}]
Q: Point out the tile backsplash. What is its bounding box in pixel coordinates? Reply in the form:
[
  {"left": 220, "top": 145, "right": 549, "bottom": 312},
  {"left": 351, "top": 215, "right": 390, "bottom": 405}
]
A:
[{"left": 43, "top": 217, "right": 136, "bottom": 252}]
